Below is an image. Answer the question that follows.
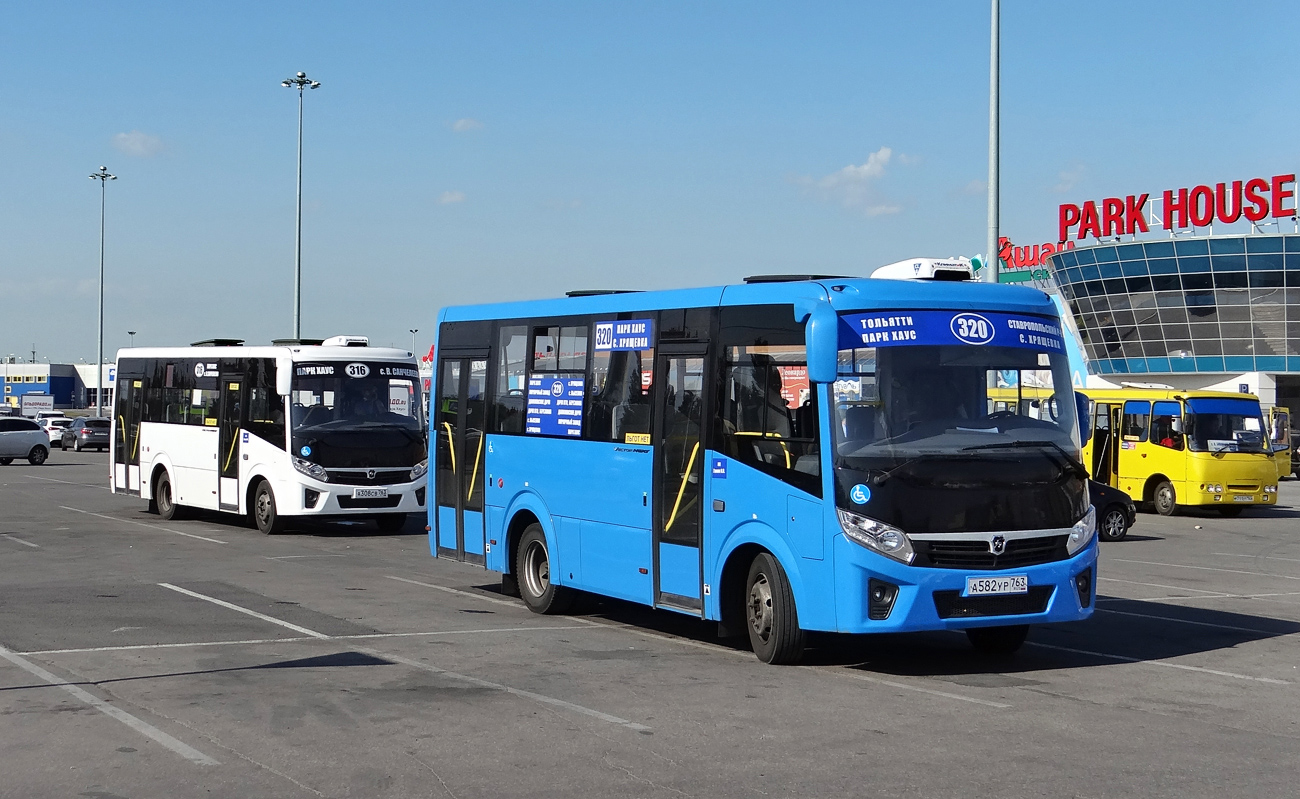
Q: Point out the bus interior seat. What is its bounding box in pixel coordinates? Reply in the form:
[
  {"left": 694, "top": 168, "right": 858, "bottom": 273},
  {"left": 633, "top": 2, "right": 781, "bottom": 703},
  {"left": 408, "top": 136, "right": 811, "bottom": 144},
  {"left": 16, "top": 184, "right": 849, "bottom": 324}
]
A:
[{"left": 842, "top": 405, "right": 878, "bottom": 446}]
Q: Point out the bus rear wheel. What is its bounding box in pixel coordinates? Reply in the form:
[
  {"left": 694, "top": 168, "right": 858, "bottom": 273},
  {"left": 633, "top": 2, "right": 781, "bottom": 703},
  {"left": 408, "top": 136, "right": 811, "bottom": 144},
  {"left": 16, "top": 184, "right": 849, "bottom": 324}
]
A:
[
  {"left": 155, "top": 472, "right": 184, "bottom": 521},
  {"left": 966, "top": 624, "right": 1029, "bottom": 655},
  {"left": 516, "top": 524, "right": 573, "bottom": 614},
  {"left": 745, "top": 552, "right": 804, "bottom": 665},
  {"left": 252, "top": 480, "right": 287, "bottom": 535},
  {"left": 1152, "top": 480, "right": 1177, "bottom": 516}
]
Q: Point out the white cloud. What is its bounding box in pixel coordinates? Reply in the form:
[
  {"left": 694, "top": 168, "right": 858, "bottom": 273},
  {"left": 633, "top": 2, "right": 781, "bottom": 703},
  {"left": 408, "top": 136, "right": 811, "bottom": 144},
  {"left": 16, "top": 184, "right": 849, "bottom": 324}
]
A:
[
  {"left": 437, "top": 190, "right": 466, "bottom": 205},
  {"left": 451, "top": 118, "right": 483, "bottom": 132},
  {"left": 112, "top": 130, "right": 164, "bottom": 157},
  {"left": 959, "top": 179, "right": 987, "bottom": 196},
  {"left": 1052, "top": 165, "right": 1085, "bottom": 194},
  {"left": 795, "top": 146, "right": 902, "bottom": 216}
]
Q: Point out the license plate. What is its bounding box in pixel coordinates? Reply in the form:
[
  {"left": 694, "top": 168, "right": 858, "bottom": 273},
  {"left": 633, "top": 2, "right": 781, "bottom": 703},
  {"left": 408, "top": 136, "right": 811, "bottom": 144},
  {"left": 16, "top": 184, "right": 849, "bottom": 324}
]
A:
[
  {"left": 1232, "top": 494, "right": 1254, "bottom": 503},
  {"left": 352, "top": 487, "right": 389, "bottom": 500},
  {"left": 965, "top": 575, "right": 1028, "bottom": 596}
]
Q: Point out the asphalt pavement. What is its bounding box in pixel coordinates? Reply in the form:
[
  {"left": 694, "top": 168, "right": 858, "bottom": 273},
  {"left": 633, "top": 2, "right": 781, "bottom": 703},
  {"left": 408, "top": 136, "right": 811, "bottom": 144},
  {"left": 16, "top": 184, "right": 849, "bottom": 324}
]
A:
[{"left": 2, "top": 451, "right": 1299, "bottom": 798}]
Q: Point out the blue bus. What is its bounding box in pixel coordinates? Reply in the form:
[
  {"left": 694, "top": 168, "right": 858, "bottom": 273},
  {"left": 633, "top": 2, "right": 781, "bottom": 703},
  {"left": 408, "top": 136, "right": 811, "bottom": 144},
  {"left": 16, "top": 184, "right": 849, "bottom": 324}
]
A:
[{"left": 428, "top": 274, "right": 1097, "bottom": 663}]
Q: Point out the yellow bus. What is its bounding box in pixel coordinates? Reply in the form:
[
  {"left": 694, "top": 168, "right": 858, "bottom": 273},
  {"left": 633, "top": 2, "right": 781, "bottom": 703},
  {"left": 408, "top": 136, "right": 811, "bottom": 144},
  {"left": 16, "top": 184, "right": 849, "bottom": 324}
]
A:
[{"left": 1079, "top": 387, "right": 1278, "bottom": 516}]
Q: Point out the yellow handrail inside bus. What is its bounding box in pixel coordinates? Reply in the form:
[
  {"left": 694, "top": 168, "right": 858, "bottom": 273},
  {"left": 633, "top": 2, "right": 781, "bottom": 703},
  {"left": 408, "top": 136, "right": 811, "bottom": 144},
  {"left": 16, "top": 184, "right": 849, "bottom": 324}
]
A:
[
  {"left": 223, "top": 429, "right": 239, "bottom": 472},
  {"left": 665, "top": 441, "right": 699, "bottom": 532},
  {"left": 466, "top": 432, "right": 484, "bottom": 500},
  {"left": 442, "top": 422, "right": 456, "bottom": 473}
]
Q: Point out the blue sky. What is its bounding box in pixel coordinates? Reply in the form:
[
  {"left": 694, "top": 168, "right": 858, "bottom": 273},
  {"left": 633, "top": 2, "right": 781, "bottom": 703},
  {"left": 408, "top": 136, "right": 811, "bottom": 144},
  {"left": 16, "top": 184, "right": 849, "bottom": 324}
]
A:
[{"left": 3, "top": 1, "right": 1298, "bottom": 362}]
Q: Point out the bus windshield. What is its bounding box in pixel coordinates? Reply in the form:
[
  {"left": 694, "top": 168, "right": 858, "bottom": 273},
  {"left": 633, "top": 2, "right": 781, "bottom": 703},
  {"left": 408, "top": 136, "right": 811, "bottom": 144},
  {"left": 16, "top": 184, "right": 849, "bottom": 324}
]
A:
[
  {"left": 290, "top": 363, "right": 426, "bottom": 467},
  {"left": 1185, "top": 397, "right": 1267, "bottom": 453}
]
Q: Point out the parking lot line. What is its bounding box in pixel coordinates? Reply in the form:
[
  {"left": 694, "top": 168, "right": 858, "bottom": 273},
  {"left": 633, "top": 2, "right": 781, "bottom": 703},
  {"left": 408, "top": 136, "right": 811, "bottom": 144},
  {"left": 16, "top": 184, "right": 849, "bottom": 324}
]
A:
[
  {"left": 825, "top": 669, "right": 1012, "bottom": 708},
  {"left": 61, "top": 506, "right": 228, "bottom": 544},
  {"left": 0, "top": 644, "right": 220, "bottom": 766},
  {"left": 1096, "top": 607, "right": 1300, "bottom": 637},
  {"left": 157, "top": 581, "right": 652, "bottom": 732},
  {"left": 386, "top": 575, "right": 523, "bottom": 608},
  {"left": 1098, "top": 576, "right": 1230, "bottom": 596},
  {"left": 2, "top": 533, "right": 39, "bottom": 548},
  {"left": 158, "top": 583, "right": 329, "bottom": 638},
  {"left": 1111, "top": 558, "right": 1300, "bottom": 582},
  {"left": 25, "top": 474, "right": 109, "bottom": 489},
  {"left": 1027, "top": 642, "right": 1291, "bottom": 685},
  {"left": 1214, "top": 552, "right": 1300, "bottom": 565}
]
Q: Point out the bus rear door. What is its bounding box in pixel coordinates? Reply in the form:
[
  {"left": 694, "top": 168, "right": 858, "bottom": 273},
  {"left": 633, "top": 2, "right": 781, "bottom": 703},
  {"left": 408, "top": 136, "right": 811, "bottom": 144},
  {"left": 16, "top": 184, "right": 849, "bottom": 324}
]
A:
[
  {"left": 434, "top": 354, "right": 488, "bottom": 564},
  {"left": 113, "top": 375, "right": 144, "bottom": 494},
  {"left": 652, "top": 346, "right": 709, "bottom": 614},
  {"left": 217, "top": 376, "right": 242, "bottom": 511}
]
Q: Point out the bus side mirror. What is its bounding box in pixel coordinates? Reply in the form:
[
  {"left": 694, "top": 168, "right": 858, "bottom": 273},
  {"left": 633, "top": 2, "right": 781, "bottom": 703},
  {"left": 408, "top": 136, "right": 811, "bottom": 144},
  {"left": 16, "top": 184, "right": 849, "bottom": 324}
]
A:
[
  {"left": 803, "top": 301, "right": 839, "bottom": 384},
  {"left": 276, "top": 358, "right": 293, "bottom": 396},
  {"left": 1075, "top": 391, "right": 1091, "bottom": 444}
]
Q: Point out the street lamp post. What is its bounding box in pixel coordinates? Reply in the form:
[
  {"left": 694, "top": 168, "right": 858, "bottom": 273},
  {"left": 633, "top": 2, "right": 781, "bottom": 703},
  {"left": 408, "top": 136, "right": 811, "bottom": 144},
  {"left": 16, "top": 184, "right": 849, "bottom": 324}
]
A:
[
  {"left": 985, "top": 0, "right": 1000, "bottom": 284},
  {"left": 128, "top": 331, "right": 136, "bottom": 348},
  {"left": 282, "top": 71, "right": 321, "bottom": 340},
  {"left": 89, "top": 166, "right": 116, "bottom": 416},
  {"left": 409, "top": 329, "right": 419, "bottom": 353}
]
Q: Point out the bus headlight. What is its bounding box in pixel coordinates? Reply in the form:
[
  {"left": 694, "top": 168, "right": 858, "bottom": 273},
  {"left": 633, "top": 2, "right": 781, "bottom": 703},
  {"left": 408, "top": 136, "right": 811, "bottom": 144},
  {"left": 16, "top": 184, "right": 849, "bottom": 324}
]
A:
[
  {"left": 292, "top": 457, "right": 329, "bottom": 482},
  {"left": 837, "top": 509, "right": 914, "bottom": 565},
  {"left": 410, "top": 459, "right": 428, "bottom": 482},
  {"left": 1067, "top": 505, "right": 1096, "bottom": 556}
]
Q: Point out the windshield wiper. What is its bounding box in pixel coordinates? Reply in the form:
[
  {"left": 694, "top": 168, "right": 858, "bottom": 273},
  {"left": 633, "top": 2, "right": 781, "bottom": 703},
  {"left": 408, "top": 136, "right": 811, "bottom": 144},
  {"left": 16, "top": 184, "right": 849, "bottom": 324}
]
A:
[{"left": 961, "top": 440, "right": 1089, "bottom": 479}]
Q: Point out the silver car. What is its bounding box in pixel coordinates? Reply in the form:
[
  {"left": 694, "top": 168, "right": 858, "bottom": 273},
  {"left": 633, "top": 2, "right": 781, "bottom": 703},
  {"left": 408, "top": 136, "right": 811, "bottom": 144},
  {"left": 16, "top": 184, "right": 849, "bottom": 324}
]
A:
[
  {"left": 61, "top": 418, "right": 111, "bottom": 452},
  {"left": 0, "top": 417, "right": 50, "bottom": 465}
]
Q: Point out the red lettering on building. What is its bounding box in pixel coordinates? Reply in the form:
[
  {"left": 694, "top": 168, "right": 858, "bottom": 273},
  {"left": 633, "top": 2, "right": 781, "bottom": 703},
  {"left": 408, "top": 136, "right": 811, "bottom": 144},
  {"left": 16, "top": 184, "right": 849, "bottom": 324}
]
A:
[
  {"left": 1188, "top": 185, "right": 1214, "bottom": 227},
  {"left": 1060, "top": 174, "right": 1295, "bottom": 239},
  {"left": 1272, "top": 173, "right": 1295, "bottom": 218},
  {"left": 999, "top": 236, "right": 1074, "bottom": 269},
  {"left": 1244, "top": 178, "right": 1269, "bottom": 222},
  {"left": 1216, "top": 181, "right": 1243, "bottom": 224}
]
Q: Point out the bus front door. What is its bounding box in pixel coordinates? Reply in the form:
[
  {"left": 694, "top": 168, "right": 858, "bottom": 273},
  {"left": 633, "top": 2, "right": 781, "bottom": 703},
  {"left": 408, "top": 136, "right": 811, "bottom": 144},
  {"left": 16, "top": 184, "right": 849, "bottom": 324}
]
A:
[
  {"left": 113, "top": 376, "right": 144, "bottom": 494},
  {"left": 652, "top": 350, "right": 707, "bottom": 613},
  {"left": 217, "top": 378, "right": 242, "bottom": 512},
  {"left": 434, "top": 356, "right": 488, "bottom": 564}
]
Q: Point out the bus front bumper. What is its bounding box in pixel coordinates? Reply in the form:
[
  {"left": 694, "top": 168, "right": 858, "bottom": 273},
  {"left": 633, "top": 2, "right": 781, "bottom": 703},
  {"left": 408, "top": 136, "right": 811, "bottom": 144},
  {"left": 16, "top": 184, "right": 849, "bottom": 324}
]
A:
[
  {"left": 285, "top": 477, "right": 427, "bottom": 516},
  {"left": 830, "top": 533, "right": 1098, "bottom": 634}
]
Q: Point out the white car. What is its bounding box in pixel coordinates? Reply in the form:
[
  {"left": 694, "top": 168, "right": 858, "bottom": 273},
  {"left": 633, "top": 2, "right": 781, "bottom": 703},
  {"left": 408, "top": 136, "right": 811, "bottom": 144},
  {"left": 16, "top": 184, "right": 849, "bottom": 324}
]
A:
[
  {"left": 0, "top": 417, "right": 50, "bottom": 465},
  {"left": 43, "top": 417, "right": 73, "bottom": 445}
]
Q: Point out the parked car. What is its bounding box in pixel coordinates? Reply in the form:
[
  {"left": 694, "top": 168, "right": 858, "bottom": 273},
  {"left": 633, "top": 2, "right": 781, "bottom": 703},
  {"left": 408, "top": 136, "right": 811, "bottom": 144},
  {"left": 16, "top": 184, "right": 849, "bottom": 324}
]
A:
[
  {"left": 61, "top": 417, "right": 111, "bottom": 452},
  {"left": 0, "top": 417, "right": 50, "bottom": 465},
  {"left": 1091, "top": 480, "right": 1137, "bottom": 542},
  {"left": 43, "top": 417, "right": 73, "bottom": 445}
]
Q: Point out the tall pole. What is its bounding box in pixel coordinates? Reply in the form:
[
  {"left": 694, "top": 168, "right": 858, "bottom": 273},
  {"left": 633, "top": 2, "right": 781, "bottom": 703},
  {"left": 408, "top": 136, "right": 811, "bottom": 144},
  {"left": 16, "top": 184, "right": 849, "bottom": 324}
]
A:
[
  {"left": 89, "top": 166, "right": 116, "bottom": 415},
  {"left": 985, "top": 0, "right": 1000, "bottom": 284},
  {"left": 409, "top": 328, "right": 419, "bottom": 353},
  {"left": 283, "top": 71, "right": 321, "bottom": 340}
]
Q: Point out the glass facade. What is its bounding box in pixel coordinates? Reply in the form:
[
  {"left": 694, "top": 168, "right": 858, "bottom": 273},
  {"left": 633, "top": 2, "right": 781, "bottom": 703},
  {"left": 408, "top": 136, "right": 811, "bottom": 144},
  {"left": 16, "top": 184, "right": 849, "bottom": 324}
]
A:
[{"left": 1048, "top": 235, "right": 1300, "bottom": 374}]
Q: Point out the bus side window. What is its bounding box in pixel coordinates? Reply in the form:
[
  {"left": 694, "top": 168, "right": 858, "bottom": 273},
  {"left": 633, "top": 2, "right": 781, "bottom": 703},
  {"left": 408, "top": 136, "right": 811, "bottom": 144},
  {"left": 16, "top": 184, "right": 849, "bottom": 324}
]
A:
[
  {"left": 491, "top": 325, "right": 528, "bottom": 434},
  {"left": 587, "top": 348, "right": 653, "bottom": 443},
  {"left": 245, "top": 358, "right": 286, "bottom": 449},
  {"left": 1122, "top": 401, "right": 1151, "bottom": 442},
  {"left": 1150, "top": 400, "right": 1183, "bottom": 450}
]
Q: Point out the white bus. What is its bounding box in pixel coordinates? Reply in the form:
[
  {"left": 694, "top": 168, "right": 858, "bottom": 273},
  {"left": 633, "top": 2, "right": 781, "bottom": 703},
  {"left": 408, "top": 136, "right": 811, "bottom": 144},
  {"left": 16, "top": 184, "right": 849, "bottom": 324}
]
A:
[{"left": 110, "top": 336, "right": 427, "bottom": 534}]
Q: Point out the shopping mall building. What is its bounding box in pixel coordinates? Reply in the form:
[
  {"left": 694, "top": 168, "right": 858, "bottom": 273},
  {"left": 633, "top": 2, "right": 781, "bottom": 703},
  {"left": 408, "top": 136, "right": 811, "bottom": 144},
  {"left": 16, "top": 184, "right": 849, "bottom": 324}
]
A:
[{"left": 1002, "top": 170, "right": 1300, "bottom": 417}]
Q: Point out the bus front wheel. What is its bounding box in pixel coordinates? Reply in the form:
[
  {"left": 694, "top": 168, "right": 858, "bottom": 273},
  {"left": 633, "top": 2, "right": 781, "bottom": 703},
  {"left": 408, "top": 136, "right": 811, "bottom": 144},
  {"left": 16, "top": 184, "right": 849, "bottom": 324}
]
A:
[
  {"left": 745, "top": 552, "right": 804, "bottom": 665},
  {"left": 516, "top": 524, "right": 573, "bottom": 615},
  {"left": 252, "top": 480, "right": 287, "bottom": 535},
  {"left": 966, "top": 624, "right": 1029, "bottom": 655},
  {"left": 155, "top": 472, "right": 184, "bottom": 521},
  {"left": 1152, "top": 480, "right": 1177, "bottom": 517}
]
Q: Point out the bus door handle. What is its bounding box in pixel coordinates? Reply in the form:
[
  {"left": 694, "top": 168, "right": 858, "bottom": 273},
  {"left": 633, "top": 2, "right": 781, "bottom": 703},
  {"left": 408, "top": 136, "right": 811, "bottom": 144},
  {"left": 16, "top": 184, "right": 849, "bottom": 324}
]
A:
[{"left": 713, "top": 499, "right": 725, "bottom": 512}]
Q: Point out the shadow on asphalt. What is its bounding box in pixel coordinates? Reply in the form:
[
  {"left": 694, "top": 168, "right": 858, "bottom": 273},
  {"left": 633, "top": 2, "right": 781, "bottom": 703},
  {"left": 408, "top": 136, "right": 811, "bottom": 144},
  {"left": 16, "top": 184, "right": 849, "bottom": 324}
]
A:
[
  {"left": 127, "top": 505, "right": 425, "bottom": 539},
  {"left": 468, "top": 581, "right": 1300, "bottom": 675}
]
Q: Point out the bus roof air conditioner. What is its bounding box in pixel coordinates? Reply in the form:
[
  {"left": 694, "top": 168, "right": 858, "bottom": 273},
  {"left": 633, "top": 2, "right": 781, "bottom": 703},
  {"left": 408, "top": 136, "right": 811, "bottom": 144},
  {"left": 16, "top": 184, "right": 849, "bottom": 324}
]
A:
[
  {"left": 321, "top": 336, "right": 370, "bottom": 347},
  {"left": 871, "top": 257, "right": 974, "bottom": 282}
]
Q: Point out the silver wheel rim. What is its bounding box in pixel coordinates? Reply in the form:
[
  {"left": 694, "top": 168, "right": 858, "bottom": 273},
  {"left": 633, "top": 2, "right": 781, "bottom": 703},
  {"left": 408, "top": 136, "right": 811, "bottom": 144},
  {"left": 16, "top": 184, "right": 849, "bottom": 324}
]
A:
[
  {"left": 747, "top": 572, "right": 773, "bottom": 642},
  {"left": 159, "top": 482, "right": 171, "bottom": 513},
  {"left": 1103, "top": 511, "right": 1126, "bottom": 538},
  {"left": 522, "top": 539, "right": 549, "bottom": 598},
  {"left": 256, "top": 491, "right": 272, "bottom": 526},
  {"left": 1156, "top": 486, "right": 1173, "bottom": 512}
]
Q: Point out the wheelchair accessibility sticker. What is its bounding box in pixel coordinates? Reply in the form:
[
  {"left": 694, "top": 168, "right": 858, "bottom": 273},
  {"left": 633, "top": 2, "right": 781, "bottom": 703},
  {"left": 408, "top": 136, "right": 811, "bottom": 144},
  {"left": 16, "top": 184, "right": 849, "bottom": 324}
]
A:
[{"left": 850, "top": 483, "right": 871, "bottom": 504}]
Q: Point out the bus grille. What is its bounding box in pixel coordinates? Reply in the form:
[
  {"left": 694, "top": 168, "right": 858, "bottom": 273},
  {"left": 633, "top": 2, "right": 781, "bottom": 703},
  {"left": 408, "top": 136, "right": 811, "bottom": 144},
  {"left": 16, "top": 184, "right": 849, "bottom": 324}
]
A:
[
  {"left": 337, "top": 494, "right": 403, "bottom": 509},
  {"left": 932, "top": 586, "right": 1053, "bottom": 619},
  {"left": 326, "top": 469, "right": 411, "bottom": 486},
  {"left": 1227, "top": 484, "right": 1259, "bottom": 492},
  {"left": 911, "top": 535, "right": 1069, "bottom": 570}
]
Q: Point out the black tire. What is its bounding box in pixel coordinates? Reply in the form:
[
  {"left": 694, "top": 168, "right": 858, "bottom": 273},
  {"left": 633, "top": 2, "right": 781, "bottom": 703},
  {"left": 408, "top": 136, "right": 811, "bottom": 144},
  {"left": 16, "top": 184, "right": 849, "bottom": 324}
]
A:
[
  {"left": 1152, "top": 480, "right": 1177, "bottom": 517},
  {"left": 744, "top": 552, "right": 805, "bottom": 665},
  {"left": 252, "top": 480, "right": 287, "bottom": 535},
  {"left": 515, "top": 523, "right": 573, "bottom": 614},
  {"left": 966, "top": 624, "right": 1029, "bottom": 655},
  {"left": 1218, "top": 506, "right": 1244, "bottom": 517},
  {"left": 0, "top": 458, "right": 11, "bottom": 465},
  {"left": 55, "top": 439, "right": 64, "bottom": 450},
  {"left": 74, "top": 440, "right": 83, "bottom": 452},
  {"left": 374, "top": 514, "right": 407, "bottom": 533},
  {"left": 28, "top": 446, "right": 48, "bottom": 466},
  {"left": 1099, "top": 505, "right": 1129, "bottom": 541},
  {"left": 154, "top": 471, "right": 184, "bottom": 521}
]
